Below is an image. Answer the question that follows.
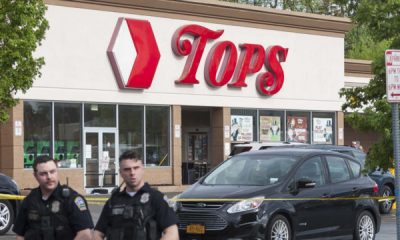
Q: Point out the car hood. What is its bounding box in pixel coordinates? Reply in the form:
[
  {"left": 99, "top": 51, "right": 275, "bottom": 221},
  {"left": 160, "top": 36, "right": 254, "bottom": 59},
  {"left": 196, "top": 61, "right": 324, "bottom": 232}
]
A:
[
  {"left": 179, "top": 183, "right": 278, "bottom": 199},
  {"left": 0, "top": 173, "right": 18, "bottom": 194}
]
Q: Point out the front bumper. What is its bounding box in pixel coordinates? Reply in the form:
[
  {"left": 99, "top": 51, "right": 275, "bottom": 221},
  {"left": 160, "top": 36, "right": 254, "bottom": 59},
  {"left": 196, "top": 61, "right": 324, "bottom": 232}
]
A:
[{"left": 178, "top": 209, "right": 267, "bottom": 240}]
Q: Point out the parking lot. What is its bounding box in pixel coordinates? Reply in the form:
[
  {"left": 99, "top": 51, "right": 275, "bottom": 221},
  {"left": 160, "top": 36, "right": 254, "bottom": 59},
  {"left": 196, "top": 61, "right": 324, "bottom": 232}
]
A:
[{"left": 0, "top": 202, "right": 396, "bottom": 240}]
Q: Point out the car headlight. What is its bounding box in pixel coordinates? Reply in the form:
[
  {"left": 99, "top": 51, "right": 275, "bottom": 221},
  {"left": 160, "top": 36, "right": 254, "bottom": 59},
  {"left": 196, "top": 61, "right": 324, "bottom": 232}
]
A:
[{"left": 227, "top": 196, "right": 264, "bottom": 214}]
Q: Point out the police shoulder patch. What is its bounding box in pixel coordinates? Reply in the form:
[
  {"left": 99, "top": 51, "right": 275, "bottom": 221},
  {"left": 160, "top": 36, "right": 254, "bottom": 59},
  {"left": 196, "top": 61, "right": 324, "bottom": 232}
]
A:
[{"left": 74, "top": 196, "right": 87, "bottom": 211}]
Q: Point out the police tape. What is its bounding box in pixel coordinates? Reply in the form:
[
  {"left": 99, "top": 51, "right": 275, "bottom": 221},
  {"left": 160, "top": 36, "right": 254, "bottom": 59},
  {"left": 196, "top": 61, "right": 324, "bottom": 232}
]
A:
[
  {"left": 0, "top": 193, "right": 395, "bottom": 203},
  {"left": 170, "top": 196, "right": 396, "bottom": 202},
  {"left": 0, "top": 193, "right": 25, "bottom": 200}
]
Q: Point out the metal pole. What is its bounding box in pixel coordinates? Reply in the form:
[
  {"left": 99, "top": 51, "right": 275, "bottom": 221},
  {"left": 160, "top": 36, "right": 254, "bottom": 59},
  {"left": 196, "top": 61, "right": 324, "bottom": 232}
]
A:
[{"left": 392, "top": 103, "right": 400, "bottom": 240}]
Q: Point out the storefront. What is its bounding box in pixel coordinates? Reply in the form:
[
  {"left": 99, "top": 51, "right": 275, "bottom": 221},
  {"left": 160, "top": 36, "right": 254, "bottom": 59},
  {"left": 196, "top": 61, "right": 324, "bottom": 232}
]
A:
[{"left": 0, "top": 0, "right": 369, "bottom": 193}]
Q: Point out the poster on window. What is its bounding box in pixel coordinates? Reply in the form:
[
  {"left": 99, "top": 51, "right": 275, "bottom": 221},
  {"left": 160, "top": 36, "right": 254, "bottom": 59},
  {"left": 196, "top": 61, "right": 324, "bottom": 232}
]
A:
[
  {"left": 260, "top": 116, "right": 281, "bottom": 141},
  {"left": 287, "top": 116, "right": 308, "bottom": 143},
  {"left": 313, "top": 118, "right": 333, "bottom": 144},
  {"left": 231, "top": 115, "right": 253, "bottom": 142}
]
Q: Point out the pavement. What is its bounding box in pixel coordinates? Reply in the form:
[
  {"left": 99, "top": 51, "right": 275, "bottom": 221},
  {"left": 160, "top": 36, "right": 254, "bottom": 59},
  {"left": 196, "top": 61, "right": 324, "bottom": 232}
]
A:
[{"left": 1, "top": 202, "right": 397, "bottom": 240}]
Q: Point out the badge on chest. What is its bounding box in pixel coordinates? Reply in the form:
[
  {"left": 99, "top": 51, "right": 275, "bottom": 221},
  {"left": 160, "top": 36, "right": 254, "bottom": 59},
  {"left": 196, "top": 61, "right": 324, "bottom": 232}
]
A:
[{"left": 51, "top": 200, "right": 61, "bottom": 213}]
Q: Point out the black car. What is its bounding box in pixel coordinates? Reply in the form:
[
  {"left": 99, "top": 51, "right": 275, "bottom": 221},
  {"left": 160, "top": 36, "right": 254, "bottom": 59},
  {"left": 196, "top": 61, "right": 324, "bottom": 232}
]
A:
[
  {"left": 0, "top": 173, "right": 20, "bottom": 235},
  {"left": 300, "top": 144, "right": 395, "bottom": 214},
  {"left": 175, "top": 149, "right": 380, "bottom": 240}
]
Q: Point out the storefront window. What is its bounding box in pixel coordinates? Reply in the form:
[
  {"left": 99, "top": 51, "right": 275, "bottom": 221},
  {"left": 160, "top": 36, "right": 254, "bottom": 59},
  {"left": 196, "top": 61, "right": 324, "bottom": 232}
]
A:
[
  {"left": 54, "top": 103, "right": 82, "bottom": 168},
  {"left": 259, "top": 110, "right": 284, "bottom": 142},
  {"left": 146, "top": 106, "right": 170, "bottom": 166},
  {"left": 230, "top": 109, "right": 257, "bottom": 142},
  {"left": 24, "top": 101, "right": 52, "bottom": 168},
  {"left": 119, "top": 105, "right": 144, "bottom": 158},
  {"left": 312, "top": 112, "right": 335, "bottom": 144},
  {"left": 84, "top": 104, "right": 116, "bottom": 127},
  {"left": 286, "top": 111, "right": 310, "bottom": 143}
]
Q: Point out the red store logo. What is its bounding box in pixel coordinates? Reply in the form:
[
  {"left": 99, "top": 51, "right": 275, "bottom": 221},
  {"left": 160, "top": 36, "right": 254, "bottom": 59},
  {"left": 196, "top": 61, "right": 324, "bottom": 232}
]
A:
[{"left": 108, "top": 18, "right": 288, "bottom": 96}]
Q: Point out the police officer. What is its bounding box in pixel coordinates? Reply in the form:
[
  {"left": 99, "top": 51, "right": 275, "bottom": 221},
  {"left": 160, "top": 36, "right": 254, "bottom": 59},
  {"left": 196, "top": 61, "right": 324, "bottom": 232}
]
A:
[
  {"left": 13, "top": 155, "right": 93, "bottom": 240},
  {"left": 93, "top": 150, "right": 179, "bottom": 240}
]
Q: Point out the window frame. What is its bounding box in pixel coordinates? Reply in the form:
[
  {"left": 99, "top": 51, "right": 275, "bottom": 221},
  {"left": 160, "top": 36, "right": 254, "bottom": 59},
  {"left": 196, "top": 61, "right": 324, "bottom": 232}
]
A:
[{"left": 294, "top": 156, "right": 327, "bottom": 187}]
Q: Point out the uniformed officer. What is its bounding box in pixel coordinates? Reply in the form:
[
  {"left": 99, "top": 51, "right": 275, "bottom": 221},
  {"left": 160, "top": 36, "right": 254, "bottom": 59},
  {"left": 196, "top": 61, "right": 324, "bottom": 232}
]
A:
[
  {"left": 93, "top": 150, "right": 179, "bottom": 240},
  {"left": 13, "top": 155, "right": 93, "bottom": 240}
]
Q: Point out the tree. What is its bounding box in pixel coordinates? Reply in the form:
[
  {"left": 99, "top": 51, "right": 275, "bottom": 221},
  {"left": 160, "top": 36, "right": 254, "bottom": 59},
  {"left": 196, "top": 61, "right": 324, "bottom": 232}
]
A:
[
  {"left": 0, "top": 0, "right": 48, "bottom": 123},
  {"left": 340, "top": 0, "right": 400, "bottom": 170},
  {"left": 219, "top": 0, "right": 359, "bottom": 16},
  {"left": 220, "top": 0, "right": 397, "bottom": 170}
]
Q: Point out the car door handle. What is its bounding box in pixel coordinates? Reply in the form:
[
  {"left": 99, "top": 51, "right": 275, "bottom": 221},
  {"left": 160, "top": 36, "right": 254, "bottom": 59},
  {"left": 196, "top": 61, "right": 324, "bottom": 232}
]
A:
[{"left": 352, "top": 187, "right": 359, "bottom": 191}]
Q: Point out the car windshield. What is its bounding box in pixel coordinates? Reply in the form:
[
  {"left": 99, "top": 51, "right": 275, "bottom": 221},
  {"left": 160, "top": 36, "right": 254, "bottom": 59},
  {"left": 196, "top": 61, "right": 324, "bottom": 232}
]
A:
[{"left": 203, "top": 155, "right": 298, "bottom": 186}]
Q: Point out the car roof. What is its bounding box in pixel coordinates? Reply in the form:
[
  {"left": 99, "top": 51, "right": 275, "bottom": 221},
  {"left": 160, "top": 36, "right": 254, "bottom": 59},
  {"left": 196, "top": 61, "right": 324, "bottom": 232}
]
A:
[
  {"left": 233, "top": 141, "right": 307, "bottom": 148},
  {"left": 302, "top": 144, "right": 363, "bottom": 152},
  {"left": 236, "top": 148, "right": 339, "bottom": 158}
]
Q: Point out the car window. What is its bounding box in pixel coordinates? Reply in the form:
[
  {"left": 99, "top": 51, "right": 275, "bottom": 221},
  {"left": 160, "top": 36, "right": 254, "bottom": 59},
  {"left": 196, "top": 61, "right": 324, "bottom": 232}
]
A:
[
  {"left": 259, "top": 146, "right": 273, "bottom": 150},
  {"left": 352, "top": 150, "right": 366, "bottom": 166},
  {"left": 230, "top": 146, "right": 252, "bottom": 156},
  {"left": 326, "top": 156, "right": 351, "bottom": 183},
  {"left": 295, "top": 156, "right": 325, "bottom": 187},
  {"left": 335, "top": 150, "right": 353, "bottom": 157},
  {"left": 348, "top": 159, "right": 361, "bottom": 178},
  {"left": 203, "top": 155, "right": 298, "bottom": 185}
]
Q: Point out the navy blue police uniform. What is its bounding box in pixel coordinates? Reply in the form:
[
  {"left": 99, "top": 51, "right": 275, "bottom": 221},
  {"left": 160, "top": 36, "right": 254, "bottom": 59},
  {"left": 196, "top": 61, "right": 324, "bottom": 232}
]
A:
[
  {"left": 95, "top": 182, "right": 178, "bottom": 240},
  {"left": 13, "top": 184, "right": 93, "bottom": 240}
]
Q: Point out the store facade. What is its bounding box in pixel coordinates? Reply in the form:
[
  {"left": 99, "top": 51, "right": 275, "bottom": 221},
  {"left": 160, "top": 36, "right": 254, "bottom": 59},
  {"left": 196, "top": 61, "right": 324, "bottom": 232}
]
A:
[{"left": 0, "top": 0, "right": 364, "bottom": 194}]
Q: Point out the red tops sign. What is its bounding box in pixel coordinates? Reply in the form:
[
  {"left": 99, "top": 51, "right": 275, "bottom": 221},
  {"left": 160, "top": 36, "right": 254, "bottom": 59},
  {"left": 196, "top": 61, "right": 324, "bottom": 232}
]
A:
[{"left": 108, "top": 18, "right": 288, "bottom": 96}]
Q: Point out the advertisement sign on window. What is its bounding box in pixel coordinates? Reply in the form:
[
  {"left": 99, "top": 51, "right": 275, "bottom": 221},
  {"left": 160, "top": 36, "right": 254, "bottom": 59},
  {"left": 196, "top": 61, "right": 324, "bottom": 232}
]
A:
[
  {"left": 313, "top": 118, "right": 333, "bottom": 144},
  {"left": 287, "top": 116, "right": 308, "bottom": 143},
  {"left": 231, "top": 115, "right": 253, "bottom": 142},
  {"left": 260, "top": 116, "right": 281, "bottom": 142}
]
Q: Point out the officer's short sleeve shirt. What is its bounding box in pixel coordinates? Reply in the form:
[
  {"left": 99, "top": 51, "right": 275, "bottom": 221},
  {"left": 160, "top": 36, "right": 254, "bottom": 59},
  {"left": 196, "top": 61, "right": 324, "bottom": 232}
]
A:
[
  {"left": 145, "top": 184, "right": 179, "bottom": 231},
  {"left": 13, "top": 197, "right": 29, "bottom": 236},
  {"left": 94, "top": 199, "right": 112, "bottom": 234},
  {"left": 95, "top": 183, "right": 178, "bottom": 234},
  {"left": 67, "top": 190, "right": 94, "bottom": 232},
  {"left": 13, "top": 185, "right": 94, "bottom": 236}
]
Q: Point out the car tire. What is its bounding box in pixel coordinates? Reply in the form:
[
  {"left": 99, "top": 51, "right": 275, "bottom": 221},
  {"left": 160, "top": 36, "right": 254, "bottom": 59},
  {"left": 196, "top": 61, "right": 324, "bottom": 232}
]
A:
[
  {"left": 353, "top": 211, "right": 375, "bottom": 240},
  {"left": 0, "top": 200, "right": 14, "bottom": 235},
  {"left": 379, "top": 185, "right": 394, "bottom": 214},
  {"left": 266, "top": 214, "right": 291, "bottom": 240}
]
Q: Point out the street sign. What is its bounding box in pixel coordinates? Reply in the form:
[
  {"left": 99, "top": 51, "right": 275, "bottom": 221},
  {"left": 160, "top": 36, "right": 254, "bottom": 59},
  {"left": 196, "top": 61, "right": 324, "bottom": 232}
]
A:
[{"left": 385, "top": 49, "right": 400, "bottom": 102}]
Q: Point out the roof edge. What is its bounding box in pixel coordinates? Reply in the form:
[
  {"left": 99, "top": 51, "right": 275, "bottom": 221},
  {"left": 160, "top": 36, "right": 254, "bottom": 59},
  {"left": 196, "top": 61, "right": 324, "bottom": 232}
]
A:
[
  {"left": 345, "top": 58, "right": 373, "bottom": 76},
  {"left": 48, "top": 0, "right": 353, "bottom": 36}
]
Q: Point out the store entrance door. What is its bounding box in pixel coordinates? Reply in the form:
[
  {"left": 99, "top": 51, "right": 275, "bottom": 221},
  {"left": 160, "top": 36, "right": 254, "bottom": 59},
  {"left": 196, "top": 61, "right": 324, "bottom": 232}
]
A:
[
  {"left": 183, "top": 132, "right": 209, "bottom": 184},
  {"left": 84, "top": 129, "right": 118, "bottom": 194}
]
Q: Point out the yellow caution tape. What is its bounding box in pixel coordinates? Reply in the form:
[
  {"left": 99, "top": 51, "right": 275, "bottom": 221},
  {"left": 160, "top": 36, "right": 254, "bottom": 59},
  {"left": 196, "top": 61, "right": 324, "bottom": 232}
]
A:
[
  {"left": 170, "top": 196, "right": 396, "bottom": 202},
  {"left": 0, "top": 193, "right": 395, "bottom": 203},
  {"left": 85, "top": 197, "right": 109, "bottom": 201},
  {"left": 0, "top": 193, "right": 25, "bottom": 200}
]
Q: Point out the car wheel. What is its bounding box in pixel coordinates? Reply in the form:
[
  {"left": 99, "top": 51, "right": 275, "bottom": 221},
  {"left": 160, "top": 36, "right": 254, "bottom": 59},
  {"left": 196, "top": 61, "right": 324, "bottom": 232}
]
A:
[
  {"left": 266, "top": 214, "right": 291, "bottom": 240},
  {"left": 354, "top": 211, "right": 375, "bottom": 240},
  {"left": 379, "top": 185, "right": 394, "bottom": 214},
  {"left": 0, "top": 200, "right": 14, "bottom": 235}
]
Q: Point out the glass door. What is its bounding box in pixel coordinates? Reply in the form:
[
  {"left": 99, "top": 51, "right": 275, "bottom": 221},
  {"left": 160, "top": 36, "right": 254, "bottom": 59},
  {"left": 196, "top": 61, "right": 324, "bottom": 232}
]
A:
[
  {"left": 84, "top": 129, "right": 118, "bottom": 193},
  {"left": 183, "top": 132, "right": 209, "bottom": 184}
]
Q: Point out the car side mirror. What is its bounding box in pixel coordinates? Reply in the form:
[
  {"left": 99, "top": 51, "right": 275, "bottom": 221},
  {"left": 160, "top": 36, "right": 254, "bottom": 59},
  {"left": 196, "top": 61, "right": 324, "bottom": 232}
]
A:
[{"left": 297, "top": 178, "right": 316, "bottom": 189}]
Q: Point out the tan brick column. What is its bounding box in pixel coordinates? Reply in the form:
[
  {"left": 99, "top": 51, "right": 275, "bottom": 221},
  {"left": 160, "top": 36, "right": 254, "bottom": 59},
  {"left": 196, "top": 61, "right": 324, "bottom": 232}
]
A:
[
  {"left": 172, "top": 105, "right": 182, "bottom": 186},
  {"left": 337, "top": 111, "right": 344, "bottom": 145},
  {"left": 210, "top": 107, "right": 230, "bottom": 169},
  {"left": 0, "top": 101, "right": 24, "bottom": 178}
]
